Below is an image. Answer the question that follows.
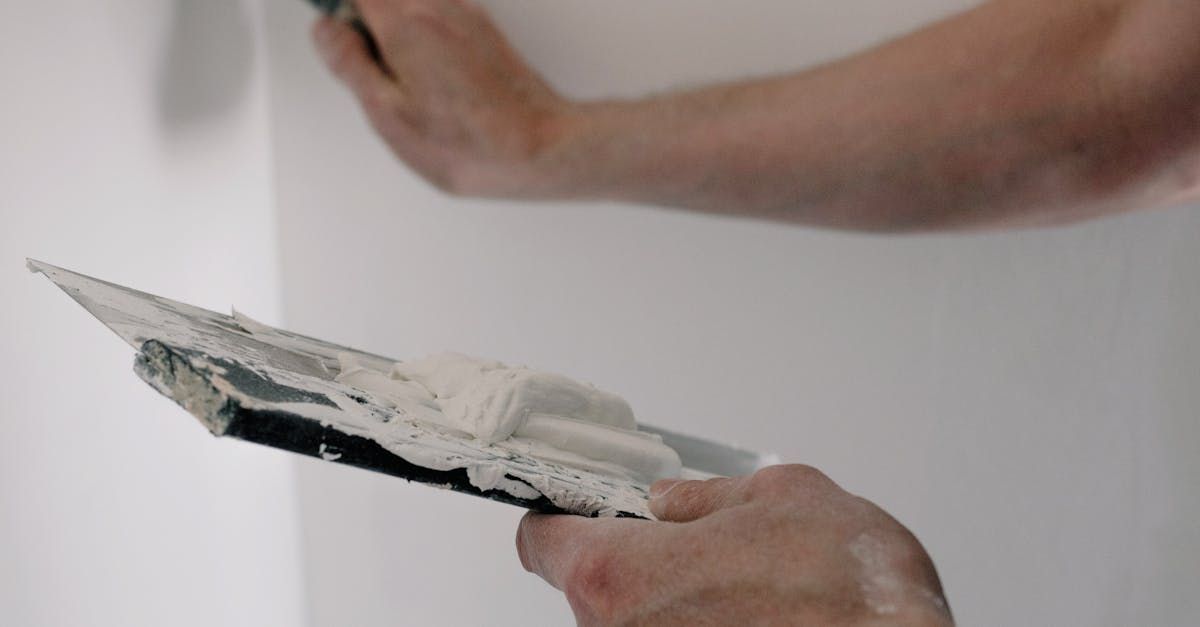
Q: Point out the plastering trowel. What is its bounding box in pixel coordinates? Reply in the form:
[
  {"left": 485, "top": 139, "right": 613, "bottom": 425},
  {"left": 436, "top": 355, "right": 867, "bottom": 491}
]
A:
[{"left": 29, "top": 260, "right": 773, "bottom": 519}]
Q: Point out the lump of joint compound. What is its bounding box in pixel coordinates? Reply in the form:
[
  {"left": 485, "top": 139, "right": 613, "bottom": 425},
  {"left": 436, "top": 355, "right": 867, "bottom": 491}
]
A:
[
  {"left": 393, "top": 352, "right": 636, "bottom": 443},
  {"left": 334, "top": 351, "right": 681, "bottom": 482}
]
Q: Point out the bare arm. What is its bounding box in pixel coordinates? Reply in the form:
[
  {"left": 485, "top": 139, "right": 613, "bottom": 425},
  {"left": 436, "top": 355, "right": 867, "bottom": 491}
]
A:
[{"left": 315, "top": 0, "right": 1200, "bottom": 231}]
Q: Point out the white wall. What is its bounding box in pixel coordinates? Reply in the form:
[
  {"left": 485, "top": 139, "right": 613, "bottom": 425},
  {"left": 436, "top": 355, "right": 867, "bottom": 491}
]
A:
[
  {"left": 262, "top": 1, "right": 1200, "bottom": 626},
  {"left": 0, "top": 2, "right": 305, "bottom": 626}
]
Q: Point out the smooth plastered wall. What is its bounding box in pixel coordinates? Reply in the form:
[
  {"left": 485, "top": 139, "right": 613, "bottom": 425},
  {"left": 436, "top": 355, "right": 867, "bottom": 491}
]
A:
[
  {"left": 0, "top": 2, "right": 305, "bottom": 625},
  {"left": 261, "top": 2, "right": 1200, "bottom": 626}
]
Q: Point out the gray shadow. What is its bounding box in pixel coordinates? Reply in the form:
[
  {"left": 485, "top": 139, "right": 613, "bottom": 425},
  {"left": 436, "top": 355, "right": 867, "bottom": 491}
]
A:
[{"left": 156, "top": 0, "right": 254, "bottom": 132}]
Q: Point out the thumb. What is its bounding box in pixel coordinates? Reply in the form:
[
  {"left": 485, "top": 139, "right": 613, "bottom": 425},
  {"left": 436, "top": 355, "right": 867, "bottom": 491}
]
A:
[{"left": 648, "top": 476, "right": 748, "bottom": 522}]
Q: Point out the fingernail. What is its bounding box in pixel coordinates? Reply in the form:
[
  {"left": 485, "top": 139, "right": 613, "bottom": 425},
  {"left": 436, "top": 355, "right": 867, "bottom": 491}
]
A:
[{"left": 649, "top": 479, "right": 685, "bottom": 498}]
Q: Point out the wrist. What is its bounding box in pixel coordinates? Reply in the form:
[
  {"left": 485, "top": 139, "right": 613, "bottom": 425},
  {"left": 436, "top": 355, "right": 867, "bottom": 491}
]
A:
[
  {"left": 530, "top": 100, "right": 633, "bottom": 202},
  {"left": 533, "top": 87, "right": 748, "bottom": 210}
]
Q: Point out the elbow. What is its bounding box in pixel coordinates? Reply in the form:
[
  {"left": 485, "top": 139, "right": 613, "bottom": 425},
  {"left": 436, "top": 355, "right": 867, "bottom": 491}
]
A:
[
  {"left": 1080, "top": 1, "right": 1200, "bottom": 205},
  {"left": 1151, "top": 101, "right": 1200, "bottom": 195},
  {"left": 1084, "top": 91, "right": 1200, "bottom": 204},
  {"left": 891, "top": 0, "right": 1200, "bottom": 231}
]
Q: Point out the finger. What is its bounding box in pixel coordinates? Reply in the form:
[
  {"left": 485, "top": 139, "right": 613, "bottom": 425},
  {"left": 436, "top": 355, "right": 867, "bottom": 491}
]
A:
[
  {"left": 648, "top": 476, "right": 749, "bottom": 522},
  {"left": 516, "top": 512, "right": 635, "bottom": 591},
  {"left": 312, "top": 16, "right": 393, "bottom": 99},
  {"left": 355, "top": 0, "right": 430, "bottom": 37}
]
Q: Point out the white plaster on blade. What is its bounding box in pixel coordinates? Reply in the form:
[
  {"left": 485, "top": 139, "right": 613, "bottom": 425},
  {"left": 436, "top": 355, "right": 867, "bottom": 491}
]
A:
[
  {"left": 334, "top": 352, "right": 683, "bottom": 485},
  {"left": 32, "top": 261, "right": 719, "bottom": 518},
  {"left": 318, "top": 443, "right": 342, "bottom": 461}
]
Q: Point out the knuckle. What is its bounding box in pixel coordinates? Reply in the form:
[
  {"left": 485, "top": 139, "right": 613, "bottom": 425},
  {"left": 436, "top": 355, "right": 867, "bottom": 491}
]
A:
[
  {"left": 746, "top": 465, "right": 793, "bottom": 493},
  {"left": 869, "top": 526, "right": 940, "bottom": 587},
  {"left": 847, "top": 495, "right": 883, "bottom": 521},
  {"left": 789, "top": 463, "right": 833, "bottom": 484},
  {"left": 749, "top": 464, "right": 831, "bottom": 495},
  {"left": 891, "top": 534, "right": 929, "bottom": 572}
]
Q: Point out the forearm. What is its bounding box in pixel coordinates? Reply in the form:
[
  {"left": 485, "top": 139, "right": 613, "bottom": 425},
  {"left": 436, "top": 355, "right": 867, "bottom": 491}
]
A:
[{"left": 545, "top": 0, "right": 1200, "bottom": 231}]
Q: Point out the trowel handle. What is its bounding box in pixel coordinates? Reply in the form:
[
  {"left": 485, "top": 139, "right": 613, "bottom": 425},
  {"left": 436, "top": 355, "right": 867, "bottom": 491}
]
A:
[
  {"left": 307, "top": 0, "right": 382, "bottom": 63},
  {"left": 348, "top": 17, "right": 382, "bottom": 63}
]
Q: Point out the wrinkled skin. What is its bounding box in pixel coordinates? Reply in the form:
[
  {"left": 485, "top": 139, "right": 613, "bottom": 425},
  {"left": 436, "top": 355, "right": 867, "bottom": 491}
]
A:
[{"left": 516, "top": 465, "right": 953, "bottom": 626}]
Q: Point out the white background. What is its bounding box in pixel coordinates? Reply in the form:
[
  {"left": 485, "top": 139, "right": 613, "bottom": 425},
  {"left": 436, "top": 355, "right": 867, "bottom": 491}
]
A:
[
  {"left": 1, "top": 2, "right": 303, "bottom": 626},
  {"left": 3, "top": 1, "right": 1198, "bottom": 626}
]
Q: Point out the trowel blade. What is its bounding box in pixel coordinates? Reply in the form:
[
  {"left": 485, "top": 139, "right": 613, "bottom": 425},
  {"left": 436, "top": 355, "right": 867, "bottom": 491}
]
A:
[{"left": 28, "top": 258, "right": 774, "bottom": 479}]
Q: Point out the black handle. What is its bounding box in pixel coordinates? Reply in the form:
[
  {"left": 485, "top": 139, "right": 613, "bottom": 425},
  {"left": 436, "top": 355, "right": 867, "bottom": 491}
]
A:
[
  {"left": 349, "top": 17, "right": 382, "bottom": 63},
  {"left": 307, "top": 0, "right": 382, "bottom": 63}
]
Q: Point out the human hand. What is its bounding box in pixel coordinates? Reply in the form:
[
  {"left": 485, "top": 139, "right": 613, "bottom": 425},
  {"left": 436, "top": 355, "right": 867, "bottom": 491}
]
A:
[
  {"left": 517, "top": 465, "right": 952, "bottom": 626},
  {"left": 312, "top": 0, "right": 578, "bottom": 197}
]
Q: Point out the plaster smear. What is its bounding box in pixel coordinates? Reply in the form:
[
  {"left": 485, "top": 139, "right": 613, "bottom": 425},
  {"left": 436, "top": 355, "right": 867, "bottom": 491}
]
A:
[
  {"left": 848, "top": 532, "right": 949, "bottom": 618},
  {"left": 335, "top": 352, "right": 683, "bottom": 485}
]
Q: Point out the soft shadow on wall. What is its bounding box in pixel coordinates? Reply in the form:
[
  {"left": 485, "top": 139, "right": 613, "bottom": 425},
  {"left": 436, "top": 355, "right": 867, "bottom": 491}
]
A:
[{"left": 156, "top": 0, "right": 255, "bottom": 133}]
